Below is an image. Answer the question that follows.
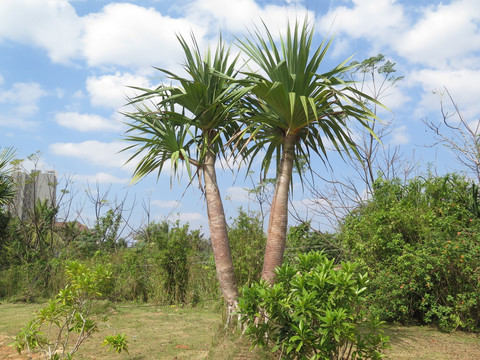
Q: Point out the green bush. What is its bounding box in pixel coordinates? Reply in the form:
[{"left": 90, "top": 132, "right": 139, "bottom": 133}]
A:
[
  {"left": 0, "top": 259, "right": 65, "bottom": 301},
  {"left": 14, "top": 261, "right": 127, "bottom": 359},
  {"left": 110, "top": 249, "right": 151, "bottom": 302},
  {"left": 229, "top": 209, "right": 266, "bottom": 287},
  {"left": 286, "top": 222, "right": 342, "bottom": 259},
  {"left": 136, "top": 221, "right": 202, "bottom": 304},
  {"left": 340, "top": 174, "right": 480, "bottom": 331},
  {"left": 238, "top": 251, "right": 389, "bottom": 360}
]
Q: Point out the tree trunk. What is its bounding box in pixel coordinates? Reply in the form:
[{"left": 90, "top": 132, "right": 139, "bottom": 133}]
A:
[
  {"left": 261, "top": 134, "right": 296, "bottom": 284},
  {"left": 202, "top": 149, "right": 239, "bottom": 312}
]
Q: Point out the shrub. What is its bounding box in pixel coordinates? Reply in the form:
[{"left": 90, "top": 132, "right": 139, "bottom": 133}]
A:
[
  {"left": 136, "top": 221, "right": 202, "bottom": 304},
  {"left": 238, "top": 251, "right": 389, "bottom": 360},
  {"left": 286, "top": 222, "right": 342, "bottom": 259},
  {"left": 229, "top": 209, "right": 266, "bottom": 287},
  {"left": 110, "top": 249, "right": 151, "bottom": 302},
  {"left": 340, "top": 174, "right": 480, "bottom": 331},
  {"left": 14, "top": 260, "right": 127, "bottom": 359}
]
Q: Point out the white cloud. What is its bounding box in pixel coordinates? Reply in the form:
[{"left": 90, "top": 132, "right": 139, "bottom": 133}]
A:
[
  {"left": 0, "top": 82, "right": 47, "bottom": 116},
  {"left": 72, "top": 90, "right": 85, "bottom": 99},
  {"left": 55, "top": 112, "right": 123, "bottom": 132},
  {"left": 0, "top": 0, "right": 82, "bottom": 63},
  {"left": 49, "top": 140, "right": 135, "bottom": 172},
  {"left": 467, "top": 120, "right": 480, "bottom": 136},
  {"left": 318, "top": 0, "right": 406, "bottom": 44},
  {"left": 226, "top": 186, "right": 250, "bottom": 203},
  {"left": 409, "top": 69, "right": 480, "bottom": 120},
  {"left": 170, "top": 212, "right": 204, "bottom": 222},
  {"left": 82, "top": 3, "right": 203, "bottom": 68},
  {"left": 389, "top": 125, "right": 409, "bottom": 145},
  {"left": 290, "top": 197, "right": 331, "bottom": 224},
  {"left": 394, "top": 0, "right": 480, "bottom": 68},
  {"left": 0, "top": 116, "right": 39, "bottom": 129},
  {"left": 73, "top": 172, "right": 130, "bottom": 184},
  {"left": 86, "top": 72, "right": 154, "bottom": 109},
  {"left": 379, "top": 86, "right": 411, "bottom": 114},
  {"left": 0, "top": 1, "right": 206, "bottom": 68},
  {"left": 15, "top": 156, "right": 51, "bottom": 174},
  {"left": 152, "top": 199, "right": 182, "bottom": 208},
  {"left": 185, "top": 0, "right": 313, "bottom": 40}
]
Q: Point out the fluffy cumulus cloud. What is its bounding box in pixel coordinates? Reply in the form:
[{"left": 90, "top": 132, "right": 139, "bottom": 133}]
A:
[
  {"left": 319, "top": 0, "right": 480, "bottom": 70},
  {"left": 184, "top": 0, "right": 312, "bottom": 35},
  {"left": 394, "top": 0, "right": 480, "bottom": 68},
  {"left": 86, "top": 72, "right": 155, "bottom": 109},
  {"left": 0, "top": 0, "right": 82, "bottom": 63},
  {"left": 152, "top": 200, "right": 182, "bottom": 208},
  {"left": 49, "top": 140, "right": 134, "bottom": 171},
  {"left": 319, "top": 0, "right": 480, "bottom": 127},
  {"left": 409, "top": 68, "right": 480, "bottom": 120},
  {"left": 0, "top": 116, "right": 39, "bottom": 129},
  {"left": 226, "top": 186, "right": 250, "bottom": 203},
  {"left": 82, "top": 3, "right": 204, "bottom": 68},
  {"left": 55, "top": 112, "right": 123, "bottom": 132},
  {"left": 72, "top": 172, "right": 130, "bottom": 184},
  {"left": 0, "top": 1, "right": 205, "bottom": 68},
  {"left": 0, "top": 82, "right": 47, "bottom": 116},
  {"left": 170, "top": 211, "right": 204, "bottom": 222},
  {"left": 0, "top": 81, "right": 46, "bottom": 129},
  {"left": 389, "top": 125, "right": 409, "bottom": 146},
  {"left": 317, "top": 0, "right": 406, "bottom": 44}
]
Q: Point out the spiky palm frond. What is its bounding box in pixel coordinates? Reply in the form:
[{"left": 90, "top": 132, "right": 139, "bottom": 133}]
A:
[
  {"left": 0, "top": 147, "right": 16, "bottom": 206},
  {"left": 237, "top": 20, "right": 382, "bottom": 179},
  {"left": 123, "top": 34, "right": 250, "bottom": 184}
]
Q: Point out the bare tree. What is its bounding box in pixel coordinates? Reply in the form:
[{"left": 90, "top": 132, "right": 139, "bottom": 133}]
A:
[
  {"left": 423, "top": 87, "right": 480, "bottom": 183},
  {"left": 292, "top": 54, "right": 418, "bottom": 232}
]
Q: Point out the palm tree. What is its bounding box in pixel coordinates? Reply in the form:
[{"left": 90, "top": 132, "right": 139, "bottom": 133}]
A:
[
  {"left": 238, "top": 21, "right": 381, "bottom": 283},
  {"left": 0, "top": 147, "right": 16, "bottom": 207},
  {"left": 122, "top": 34, "right": 249, "bottom": 312}
]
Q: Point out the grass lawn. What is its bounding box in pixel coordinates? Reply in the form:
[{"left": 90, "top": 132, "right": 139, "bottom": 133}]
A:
[{"left": 0, "top": 301, "right": 479, "bottom": 359}]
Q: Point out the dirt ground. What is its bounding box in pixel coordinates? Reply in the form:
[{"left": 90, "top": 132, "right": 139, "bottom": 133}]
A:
[{"left": 0, "top": 334, "right": 41, "bottom": 359}]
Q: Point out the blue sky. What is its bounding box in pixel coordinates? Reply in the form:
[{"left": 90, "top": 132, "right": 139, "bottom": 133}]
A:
[{"left": 1, "top": 0, "right": 479, "bottom": 235}]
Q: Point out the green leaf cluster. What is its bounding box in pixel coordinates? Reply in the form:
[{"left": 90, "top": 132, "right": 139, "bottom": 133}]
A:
[
  {"left": 238, "top": 251, "right": 389, "bottom": 359},
  {"left": 0, "top": 147, "right": 16, "bottom": 207},
  {"left": 14, "top": 261, "right": 126, "bottom": 359},
  {"left": 135, "top": 221, "right": 202, "bottom": 303},
  {"left": 340, "top": 174, "right": 480, "bottom": 331},
  {"left": 228, "top": 209, "right": 266, "bottom": 287}
]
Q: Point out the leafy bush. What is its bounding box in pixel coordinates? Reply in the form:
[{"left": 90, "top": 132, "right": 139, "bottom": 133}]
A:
[
  {"left": 286, "top": 222, "right": 342, "bottom": 259},
  {"left": 109, "top": 249, "right": 151, "bottom": 302},
  {"left": 136, "top": 221, "right": 202, "bottom": 304},
  {"left": 239, "top": 251, "right": 389, "bottom": 360},
  {"left": 0, "top": 259, "right": 65, "bottom": 301},
  {"left": 14, "top": 261, "right": 127, "bottom": 359},
  {"left": 229, "top": 209, "right": 266, "bottom": 287},
  {"left": 340, "top": 174, "right": 480, "bottom": 331}
]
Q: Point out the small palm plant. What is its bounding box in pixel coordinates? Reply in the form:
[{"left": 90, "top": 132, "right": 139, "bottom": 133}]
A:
[{"left": 14, "top": 261, "right": 128, "bottom": 359}]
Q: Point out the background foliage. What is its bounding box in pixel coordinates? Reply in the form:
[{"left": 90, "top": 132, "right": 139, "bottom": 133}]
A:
[{"left": 339, "top": 174, "right": 480, "bottom": 331}]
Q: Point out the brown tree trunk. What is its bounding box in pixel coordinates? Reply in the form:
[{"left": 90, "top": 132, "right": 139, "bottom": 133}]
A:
[
  {"left": 202, "top": 149, "right": 239, "bottom": 311},
  {"left": 261, "top": 134, "right": 296, "bottom": 284}
]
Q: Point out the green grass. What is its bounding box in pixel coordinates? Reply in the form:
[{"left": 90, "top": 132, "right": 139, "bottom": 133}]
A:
[{"left": 0, "top": 302, "right": 479, "bottom": 360}]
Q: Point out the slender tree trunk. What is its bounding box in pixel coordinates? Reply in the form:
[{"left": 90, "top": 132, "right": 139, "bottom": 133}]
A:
[
  {"left": 261, "top": 134, "right": 296, "bottom": 283},
  {"left": 202, "top": 149, "right": 239, "bottom": 312}
]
